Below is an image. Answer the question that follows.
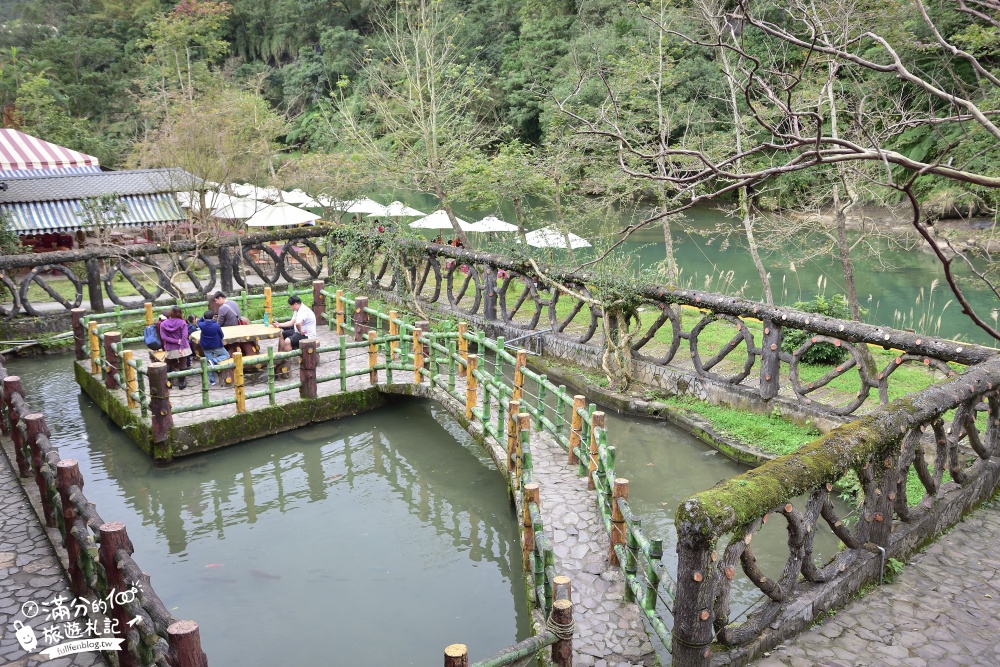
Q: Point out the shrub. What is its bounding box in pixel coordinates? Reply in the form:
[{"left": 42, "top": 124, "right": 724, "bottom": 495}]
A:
[{"left": 781, "top": 294, "right": 852, "bottom": 365}]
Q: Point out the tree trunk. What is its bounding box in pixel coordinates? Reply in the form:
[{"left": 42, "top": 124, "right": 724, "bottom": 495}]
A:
[{"left": 833, "top": 185, "right": 877, "bottom": 376}]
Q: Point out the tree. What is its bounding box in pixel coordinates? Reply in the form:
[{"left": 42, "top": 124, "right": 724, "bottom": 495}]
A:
[{"left": 338, "top": 0, "right": 503, "bottom": 248}]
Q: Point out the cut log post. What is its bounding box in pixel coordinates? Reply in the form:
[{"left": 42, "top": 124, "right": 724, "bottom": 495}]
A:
[
  {"left": 56, "top": 460, "right": 86, "bottom": 595},
  {"left": 264, "top": 286, "right": 273, "bottom": 326},
  {"left": 458, "top": 322, "right": 468, "bottom": 377},
  {"left": 354, "top": 296, "right": 369, "bottom": 341},
  {"left": 569, "top": 395, "right": 585, "bottom": 466},
  {"left": 553, "top": 575, "right": 572, "bottom": 602},
  {"left": 300, "top": 340, "right": 318, "bottom": 399},
  {"left": 587, "top": 411, "right": 605, "bottom": 490},
  {"left": 368, "top": 330, "right": 378, "bottom": 384},
  {"left": 483, "top": 266, "right": 498, "bottom": 320},
  {"left": 760, "top": 319, "right": 782, "bottom": 400},
  {"left": 168, "top": 620, "right": 208, "bottom": 667},
  {"left": 389, "top": 310, "right": 399, "bottom": 360},
  {"left": 24, "top": 414, "right": 54, "bottom": 526},
  {"left": 414, "top": 329, "right": 424, "bottom": 384},
  {"left": 312, "top": 280, "right": 325, "bottom": 322},
  {"left": 104, "top": 331, "right": 121, "bottom": 390},
  {"left": 144, "top": 302, "right": 154, "bottom": 326},
  {"left": 551, "top": 599, "right": 574, "bottom": 667},
  {"left": 3, "top": 376, "right": 30, "bottom": 477},
  {"left": 218, "top": 244, "right": 234, "bottom": 293},
  {"left": 522, "top": 482, "right": 539, "bottom": 572},
  {"left": 335, "top": 290, "right": 345, "bottom": 334},
  {"left": 610, "top": 478, "right": 629, "bottom": 567},
  {"left": 71, "top": 308, "right": 88, "bottom": 360},
  {"left": 84, "top": 257, "right": 104, "bottom": 313},
  {"left": 507, "top": 400, "right": 521, "bottom": 483},
  {"left": 98, "top": 522, "right": 137, "bottom": 667},
  {"left": 415, "top": 320, "right": 431, "bottom": 360},
  {"left": 123, "top": 350, "right": 138, "bottom": 409},
  {"left": 513, "top": 349, "right": 527, "bottom": 401},
  {"left": 88, "top": 321, "right": 100, "bottom": 375},
  {"left": 148, "top": 363, "right": 173, "bottom": 451},
  {"left": 444, "top": 644, "right": 468, "bottom": 667},
  {"left": 234, "top": 352, "right": 245, "bottom": 413},
  {"left": 465, "top": 355, "right": 478, "bottom": 420}
]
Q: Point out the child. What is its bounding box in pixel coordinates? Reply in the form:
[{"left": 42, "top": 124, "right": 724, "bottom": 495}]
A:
[
  {"left": 186, "top": 315, "right": 199, "bottom": 337},
  {"left": 159, "top": 307, "right": 193, "bottom": 388},
  {"left": 197, "top": 310, "right": 230, "bottom": 386}
]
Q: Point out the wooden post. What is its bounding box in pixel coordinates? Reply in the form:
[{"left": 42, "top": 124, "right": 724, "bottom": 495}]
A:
[
  {"left": 300, "top": 340, "right": 318, "bottom": 399},
  {"left": 465, "top": 355, "right": 478, "bottom": 420},
  {"left": 123, "top": 350, "right": 138, "bottom": 409},
  {"left": 354, "top": 296, "right": 369, "bottom": 341},
  {"left": 458, "top": 322, "right": 469, "bottom": 377},
  {"left": 368, "top": 330, "right": 378, "bottom": 384},
  {"left": 71, "top": 308, "right": 88, "bottom": 360},
  {"left": 88, "top": 321, "right": 100, "bottom": 374},
  {"left": 513, "top": 349, "right": 527, "bottom": 401},
  {"left": 168, "top": 620, "right": 208, "bottom": 667},
  {"left": 3, "top": 376, "right": 30, "bottom": 477},
  {"left": 568, "top": 395, "right": 585, "bottom": 466},
  {"left": 104, "top": 331, "right": 121, "bottom": 390},
  {"left": 335, "top": 289, "right": 345, "bottom": 334},
  {"left": 414, "top": 329, "right": 424, "bottom": 384},
  {"left": 218, "top": 245, "right": 234, "bottom": 293},
  {"left": 416, "top": 320, "right": 431, "bottom": 360},
  {"left": 148, "top": 363, "right": 173, "bottom": 453},
  {"left": 264, "top": 286, "right": 273, "bottom": 326},
  {"left": 98, "top": 522, "right": 137, "bottom": 667},
  {"left": 389, "top": 310, "right": 399, "bottom": 360},
  {"left": 312, "top": 280, "right": 326, "bottom": 322},
  {"left": 588, "top": 411, "right": 605, "bottom": 490},
  {"left": 444, "top": 644, "right": 468, "bottom": 667},
  {"left": 483, "top": 265, "right": 498, "bottom": 320},
  {"left": 760, "top": 318, "right": 782, "bottom": 400},
  {"left": 56, "top": 460, "right": 86, "bottom": 595},
  {"left": 234, "top": 351, "right": 245, "bottom": 413},
  {"left": 610, "top": 478, "right": 629, "bottom": 567},
  {"left": 144, "top": 301, "right": 154, "bottom": 326},
  {"left": 507, "top": 400, "right": 521, "bottom": 482},
  {"left": 553, "top": 575, "right": 572, "bottom": 602},
  {"left": 522, "top": 482, "right": 539, "bottom": 571},
  {"left": 551, "top": 599, "right": 574, "bottom": 667},
  {"left": 24, "top": 414, "right": 54, "bottom": 526}
]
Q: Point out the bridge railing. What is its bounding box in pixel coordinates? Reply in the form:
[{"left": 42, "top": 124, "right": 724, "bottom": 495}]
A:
[
  {"left": 670, "top": 355, "right": 1000, "bottom": 664},
  {"left": 0, "top": 359, "right": 208, "bottom": 667}
]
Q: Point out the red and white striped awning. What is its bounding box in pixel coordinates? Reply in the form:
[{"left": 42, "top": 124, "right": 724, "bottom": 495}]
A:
[{"left": 0, "top": 129, "right": 100, "bottom": 171}]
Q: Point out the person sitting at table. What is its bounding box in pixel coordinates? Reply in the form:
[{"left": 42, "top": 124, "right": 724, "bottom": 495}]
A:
[
  {"left": 211, "top": 291, "right": 242, "bottom": 327},
  {"left": 197, "top": 310, "right": 230, "bottom": 386},
  {"left": 276, "top": 295, "right": 317, "bottom": 351},
  {"left": 160, "top": 307, "right": 192, "bottom": 389}
]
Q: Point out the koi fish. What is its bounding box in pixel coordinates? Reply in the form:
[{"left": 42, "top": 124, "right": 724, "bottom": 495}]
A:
[{"left": 205, "top": 564, "right": 224, "bottom": 569}]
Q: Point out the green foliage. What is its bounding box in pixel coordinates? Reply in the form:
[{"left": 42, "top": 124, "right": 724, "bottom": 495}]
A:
[
  {"left": 884, "top": 557, "right": 905, "bottom": 583},
  {"left": 0, "top": 210, "right": 22, "bottom": 255},
  {"left": 782, "top": 294, "right": 853, "bottom": 365}
]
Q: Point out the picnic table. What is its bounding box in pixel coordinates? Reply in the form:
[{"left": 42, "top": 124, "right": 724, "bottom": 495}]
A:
[{"left": 190, "top": 324, "right": 283, "bottom": 373}]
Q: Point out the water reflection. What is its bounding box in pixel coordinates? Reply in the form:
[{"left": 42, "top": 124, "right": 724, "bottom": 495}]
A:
[{"left": 10, "top": 356, "right": 530, "bottom": 667}]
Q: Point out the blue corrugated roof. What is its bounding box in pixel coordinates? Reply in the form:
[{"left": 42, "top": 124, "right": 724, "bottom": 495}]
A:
[
  {"left": 2, "top": 193, "right": 186, "bottom": 235},
  {"left": 0, "top": 166, "right": 102, "bottom": 178}
]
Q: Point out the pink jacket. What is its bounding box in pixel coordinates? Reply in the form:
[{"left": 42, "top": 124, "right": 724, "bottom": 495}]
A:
[{"left": 159, "top": 317, "right": 191, "bottom": 352}]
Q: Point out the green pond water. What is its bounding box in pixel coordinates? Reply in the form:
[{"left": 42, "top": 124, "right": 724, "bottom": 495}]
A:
[{"left": 9, "top": 354, "right": 848, "bottom": 664}]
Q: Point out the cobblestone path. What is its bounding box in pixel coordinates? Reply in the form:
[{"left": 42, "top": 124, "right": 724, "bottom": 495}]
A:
[
  {"left": 755, "top": 503, "right": 1000, "bottom": 667},
  {"left": 0, "top": 445, "right": 105, "bottom": 666}
]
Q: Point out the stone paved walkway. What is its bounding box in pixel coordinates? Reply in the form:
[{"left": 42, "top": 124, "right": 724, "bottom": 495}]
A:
[
  {"left": 0, "top": 444, "right": 105, "bottom": 666},
  {"left": 755, "top": 502, "right": 1000, "bottom": 667}
]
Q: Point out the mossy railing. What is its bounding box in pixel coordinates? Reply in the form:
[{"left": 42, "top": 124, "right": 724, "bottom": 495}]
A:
[
  {"left": 0, "top": 359, "right": 208, "bottom": 666},
  {"left": 671, "top": 355, "right": 1000, "bottom": 665}
]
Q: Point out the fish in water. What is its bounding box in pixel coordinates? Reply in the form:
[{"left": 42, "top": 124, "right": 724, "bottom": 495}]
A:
[
  {"left": 250, "top": 569, "right": 282, "bottom": 580},
  {"left": 205, "top": 564, "right": 224, "bottom": 568},
  {"left": 326, "top": 474, "right": 342, "bottom": 481}
]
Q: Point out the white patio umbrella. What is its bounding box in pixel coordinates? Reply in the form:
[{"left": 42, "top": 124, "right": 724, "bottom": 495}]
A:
[
  {"left": 468, "top": 215, "right": 518, "bottom": 232},
  {"left": 281, "top": 189, "right": 321, "bottom": 207},
  {"left": 243, "top": 202, "right": 320, "bottom": 228},
  {"left": 229, "top": 183, "right": 259, "bottom": 198},
  {"left": 176, "top": 191, "right": 259, "bottom": 215},
  {"left": 211, "top": 197, "right": 268, "bottom": 220},
  {"left": 319, "top": 197, "right": 385, "bottom": 214},
  {"left": 409, "top": 209, "right": 475, "bottom": 230},
  {"left": 366, "top": 201, "right": 426, "bottom": 218},
  {"left": 524, "top": 226, "right": 592, "bottom": 249}
]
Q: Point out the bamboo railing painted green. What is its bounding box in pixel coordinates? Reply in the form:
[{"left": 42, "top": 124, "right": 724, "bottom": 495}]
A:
[{"left": 0, "top": 359, "right": 208, "bottom": 667}]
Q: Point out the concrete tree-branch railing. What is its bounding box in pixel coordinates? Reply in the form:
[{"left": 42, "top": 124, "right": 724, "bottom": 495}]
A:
[{"left": 670, "top": 355, "right": 1000, "bottom": 665}]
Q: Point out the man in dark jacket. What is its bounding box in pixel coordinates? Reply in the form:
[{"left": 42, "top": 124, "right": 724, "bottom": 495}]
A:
[
  {"left": 198, "top": 310, "right": 230, "bottom": 385},
  {"left": 212, "top": 291, "right": 242, "bottom": 327}
]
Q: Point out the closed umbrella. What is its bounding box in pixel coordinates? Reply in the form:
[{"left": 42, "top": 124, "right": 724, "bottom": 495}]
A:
[
  {"left": 468, "top": 215, "right": 518, "bottom": 232},
  {"left": 409, "top": 209, "right": 475, "bottom": 230},
  {"left": 244, "top": 202, "right": 320, "bottom": 227},
  {"left": 524, "top": 226, "right": 592, "bottom": 249}
]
